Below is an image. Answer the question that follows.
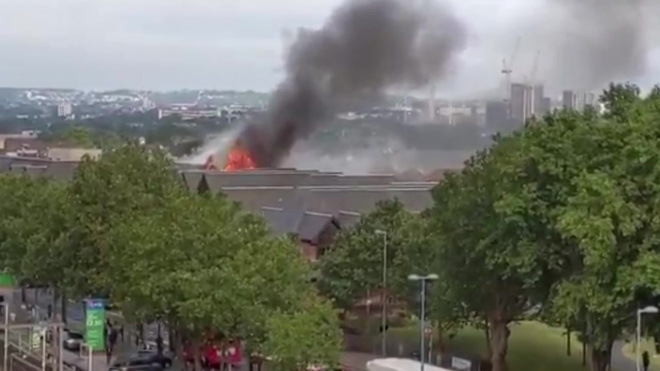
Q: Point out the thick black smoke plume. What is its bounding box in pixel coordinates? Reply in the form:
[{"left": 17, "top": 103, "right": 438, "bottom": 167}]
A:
[
  {"left": 543, "top": 0, "right": 660, "bottom": 90},
  {"left": 237, "top": 0, "right": 467, "bottom": 168}
]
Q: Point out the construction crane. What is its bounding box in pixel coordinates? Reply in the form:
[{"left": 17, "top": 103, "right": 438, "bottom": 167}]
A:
[{"left": 501, "top": 36, "right": 521, "bottom": 100}]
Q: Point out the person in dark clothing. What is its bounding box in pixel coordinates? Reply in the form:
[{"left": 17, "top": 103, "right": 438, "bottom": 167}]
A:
[
  {"left": 643, "top": 351, "right": 650, "bottom": 371},
  {"left": 109, "top": 328, "right": 118, "bottom": 352},
  {"left": 47, "top": 304, "right": 52, "bottom": 319},
  {"left": 156, "top": 335, "right": 164, "bottom": 355},
  {"left": 119, "top": 325, "right": 124, "bottom": 342}
]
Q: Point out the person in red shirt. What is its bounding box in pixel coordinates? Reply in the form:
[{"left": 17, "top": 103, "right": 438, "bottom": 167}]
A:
[{"left": 205, "top": 343, "right": 221, "bottom": 370}]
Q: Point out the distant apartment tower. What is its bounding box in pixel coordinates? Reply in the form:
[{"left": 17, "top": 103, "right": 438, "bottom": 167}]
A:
[
  {"left": 510, "top": 83, "right": 548, "bottom": 124},
  {"left": 563, "top": 90, "right": 597, "bottom": 111},
  {"left": 533, "top": 85, "right": 551, "bottom": 116},
  {"left": 57, "top": 103, "right": 73, "bottom": 117},
  {"left": 510, "top": 83, "right": 533, "bottom": 124}
]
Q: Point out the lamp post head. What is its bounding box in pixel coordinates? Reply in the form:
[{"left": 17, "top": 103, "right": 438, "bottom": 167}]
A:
[
  {"left": 375, "top": 229, "right": 387, "bottom": 236},
  {"left": 639, "top": 306, "right": 659, "bottom": 314},
  {"left": 408, "top": 274, "right": 438, "bottom": 281}
]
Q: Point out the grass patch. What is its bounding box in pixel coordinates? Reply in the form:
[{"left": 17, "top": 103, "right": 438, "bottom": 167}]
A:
[{"left": 389, "top": 321, "right": 588, "bottom": 371}]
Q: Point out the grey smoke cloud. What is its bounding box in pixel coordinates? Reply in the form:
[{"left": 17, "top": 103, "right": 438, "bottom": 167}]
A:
[
  {"left": 238, "top": 0, "right": 468, "bottom": 167},
  {"left": 540, "top": 0, "right": 659, "bottom": 90}
]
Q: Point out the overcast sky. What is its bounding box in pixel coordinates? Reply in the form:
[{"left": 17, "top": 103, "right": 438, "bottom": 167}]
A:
[{"left": 1, "top": 0, "right": 658, "bottom": 96}]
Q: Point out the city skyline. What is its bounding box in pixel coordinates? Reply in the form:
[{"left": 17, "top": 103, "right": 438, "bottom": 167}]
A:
[{"left": 1, "top": 0, "right": 659, "bottom": 95}]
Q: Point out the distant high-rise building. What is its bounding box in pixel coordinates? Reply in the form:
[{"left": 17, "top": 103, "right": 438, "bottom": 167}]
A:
[
  {"left": 56, "top": 103, "right": 72, "bottom": 117},
  {"left": 533, "top": 85, "right": 549, "bottom": 116},
  {"left": 510, "top": 83, "right": 533, "bottom": 124},
  {"left": 563, "top": 90, "right": 576, "bottom": 110},
  {"left": 563, "top": 90, "right": 597, "bottom": 111}
]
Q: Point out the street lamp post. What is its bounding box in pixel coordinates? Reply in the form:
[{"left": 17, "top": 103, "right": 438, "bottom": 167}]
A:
[
  {"left": 375, "top": 229, "right": 388, "bottom": 356},
  {"left": 408, "top": 274, "right": 439, "bottom": 371},
  {"left": 637, "top": 306, "right": 659, "bottom": 371}
]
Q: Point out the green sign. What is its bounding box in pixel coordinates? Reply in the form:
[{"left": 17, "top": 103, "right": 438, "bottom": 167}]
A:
[
  {"left": 85, "top": 299, "right": 106, "bottom": 351},
  {"left": 0, "top": 273, "right": 16, "bottom": 287}
]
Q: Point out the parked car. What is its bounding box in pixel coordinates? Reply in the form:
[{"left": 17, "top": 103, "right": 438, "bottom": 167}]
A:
[
  {"left": 109, "top": 355, "right": 165, "bottom": 371},
  {"left": 134, "top": 350, "right": 173, "bottom": 369},
  {"left": 63, "top": 330, "right": 84, "bottom": 351}
]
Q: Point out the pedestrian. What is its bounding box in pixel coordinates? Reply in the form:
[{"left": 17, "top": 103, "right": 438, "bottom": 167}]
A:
[
  {"left": 119, "top": 324, "right": 124, "bottom": 342},
  {"left": 156, "top": 335, "right": 164, "bottom": 356},
  {"left": 643, "top": 350, "right": 650, "bottom": 371},
  {"left": 109, "top": 327, "right": 118, "bottom": 354},
  {"left": 47, "top": 304, "right": 52, "bottom": 319}
]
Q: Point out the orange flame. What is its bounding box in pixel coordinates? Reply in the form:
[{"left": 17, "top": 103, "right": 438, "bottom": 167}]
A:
[{"left": 223, "top": 142, "right": 256, "bottom": 171}]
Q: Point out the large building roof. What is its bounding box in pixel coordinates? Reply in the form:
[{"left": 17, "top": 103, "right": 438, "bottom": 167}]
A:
[{"left": 0, "top": 156, "right": 440, "bottom": 240}]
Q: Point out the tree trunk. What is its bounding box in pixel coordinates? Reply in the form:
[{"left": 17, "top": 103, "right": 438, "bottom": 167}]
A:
[
  {"left": 136, "top": 322, "right": 145, "bottom": 348},
  {"left": 488, "top": 319, "right": 510, "bottom": 371},
  {"left": 588, "top": 340, "right": 613, "bottom": 371},
  {"left": 193, "top": 342, "right": 202, "bottom": 371},
  {"left": 61, "top": 291, "right": 68, "bottom": 324},
  {"left": 51, "top": 288, "right": 58, "bottom": 320},
  {"left": 171, "top": 327, "right": 186, "bottom": 371},
  {"left": 169, "top": 325, "right": 175, "bottom": 353},
  {"left": 484, "top": 317, "right": 493, "bottom": 359},
  {"left": 566, "top": 327, "right": 571, "bottom": 356},
  {"left": 588, "top": 348, "right": 608, "bottom": 371}
]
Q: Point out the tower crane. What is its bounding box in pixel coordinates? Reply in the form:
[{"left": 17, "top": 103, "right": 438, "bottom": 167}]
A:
[{"left": 501, "top": 36, "right": 521, "bottom": 100}]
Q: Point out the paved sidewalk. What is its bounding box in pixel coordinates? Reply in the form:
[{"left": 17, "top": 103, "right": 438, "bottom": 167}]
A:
[{"left": 340, "top": 352, "right": 378, "bottom": 371}]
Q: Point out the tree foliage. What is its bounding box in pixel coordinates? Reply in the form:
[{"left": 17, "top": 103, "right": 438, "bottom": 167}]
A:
[
  {"left": 64, "top": 143, "right": 184, "bottom": 297},
  {"left": 264, "top": 296, "right": 342, "bottom": 371},
  {"left": 427, "top": 133, "right": 562, "bottom": 371},
  {"left": 0, "top": 142, "right": 340, "bottom": 369},
  {"left": 318, "top": 200, "right": 429, "bottom": 312},
  {"left": 423, "top": 84, "right": 660, "bottom": 371},
  {"left": 105, "top": 191, "right": 328, "bottom": 353}
]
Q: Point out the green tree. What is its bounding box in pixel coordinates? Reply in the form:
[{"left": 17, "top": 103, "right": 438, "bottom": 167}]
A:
[
  {"left": 318, "top": 200, "right": 426, "bottom": 312},
  {"left": 540, "top": 86, "right": 660, "bottom": 371},
  {"left": 428, "top": 83, "right": 660, "bottom": 371},
  {"left": 105, "top": 191, "right": 330, "bottom": 368},
  {"left": 19, "top": 179, "right": 73, "bottom": 319},
  {"left": 0, "top": 175, "right": 56, "bottom": 277},
  {"left": 64, "top": 143, "right": 185, "bottom": 299},
  {"left": 427, "top": 134, "right": 564, "bottom": 371},
  {"left": 264, "top": 296, "right": 342, "bottom": 371}
]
